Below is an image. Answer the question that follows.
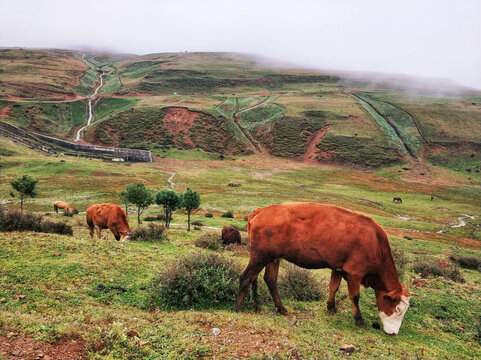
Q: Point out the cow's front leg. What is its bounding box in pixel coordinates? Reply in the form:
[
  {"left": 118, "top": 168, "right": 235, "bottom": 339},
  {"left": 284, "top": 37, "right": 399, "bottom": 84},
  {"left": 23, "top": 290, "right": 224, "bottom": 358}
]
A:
[{"left": 347, "top": 275, "right": 366, "bottom": 327}]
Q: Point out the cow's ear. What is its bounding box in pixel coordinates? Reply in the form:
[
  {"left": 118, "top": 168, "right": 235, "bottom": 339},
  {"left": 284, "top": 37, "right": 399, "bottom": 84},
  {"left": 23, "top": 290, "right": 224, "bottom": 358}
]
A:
[{"left": 383, "top": 289, "right": 401, "bottom": 302}]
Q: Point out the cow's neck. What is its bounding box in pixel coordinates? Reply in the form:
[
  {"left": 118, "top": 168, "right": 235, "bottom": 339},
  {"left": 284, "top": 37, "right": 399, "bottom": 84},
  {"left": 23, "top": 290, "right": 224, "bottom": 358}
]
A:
[{"left": 375, "top": 253, "right": 402, "bottom": 293}]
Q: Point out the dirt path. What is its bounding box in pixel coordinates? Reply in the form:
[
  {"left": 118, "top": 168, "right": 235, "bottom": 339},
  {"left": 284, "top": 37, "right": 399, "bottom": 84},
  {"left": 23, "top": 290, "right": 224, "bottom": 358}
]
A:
[
  {"left": 166, "top": 171, "right": 176, "bottom": 189},
  {"left": 303, "top": 124, "right": 329, "bottom": 162},
  {"left": 0, "top": 103, "right": 12, "bottom": 118},
  {"left": 75, "top": 71, "right": 105, "bottom": 141}
]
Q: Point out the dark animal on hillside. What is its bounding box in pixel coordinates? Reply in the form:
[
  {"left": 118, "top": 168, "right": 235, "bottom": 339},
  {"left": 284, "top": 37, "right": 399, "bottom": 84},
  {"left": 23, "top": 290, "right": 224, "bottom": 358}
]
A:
[
  {"left": 53, "top": 201, "right": 78, "bottom": 214},
  {"left": 222, "top": 226, "right": 241, "bottom": 245},
  {"left": 235, "top": 203, "right": 412, "bottom": 335},
  {"left": 86, "top": 203, "right": 131, "bottom": 241},
  {"left": 430, "top": 196, "right": 434, "bottom": 201},
  {"left": 393, "top": 197, "right": 403, "bottom": 203}
]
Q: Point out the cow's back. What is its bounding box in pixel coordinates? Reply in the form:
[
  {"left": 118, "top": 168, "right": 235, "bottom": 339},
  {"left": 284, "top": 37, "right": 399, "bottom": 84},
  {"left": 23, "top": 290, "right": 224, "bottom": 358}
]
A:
[
  {"left": 86, "top": 203, "right": 124, "bottom": 228},
  {"left": 247, "top": 203, "right": 383, "bottom": 269}
]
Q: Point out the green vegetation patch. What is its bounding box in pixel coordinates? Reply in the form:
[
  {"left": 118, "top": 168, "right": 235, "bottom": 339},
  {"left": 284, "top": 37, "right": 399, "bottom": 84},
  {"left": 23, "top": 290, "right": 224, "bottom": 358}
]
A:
[{"left": 317, "top": 135, "right": 400, "bottom": 167}]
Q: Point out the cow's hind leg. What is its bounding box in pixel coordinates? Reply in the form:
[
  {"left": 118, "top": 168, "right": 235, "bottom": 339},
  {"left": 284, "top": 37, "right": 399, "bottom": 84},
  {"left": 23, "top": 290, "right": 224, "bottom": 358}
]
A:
[
  {"left": 327, "top": 270, "right": 342, "bottom": 313},
  {"left": 347, "top": 275, "right": 366, "bottom": 327},
  {"left": 264, "top": 260, "right": 287, "bottom": 315},
  {"left": 235, "top": 262, "right": 264, "bottom": 313}
]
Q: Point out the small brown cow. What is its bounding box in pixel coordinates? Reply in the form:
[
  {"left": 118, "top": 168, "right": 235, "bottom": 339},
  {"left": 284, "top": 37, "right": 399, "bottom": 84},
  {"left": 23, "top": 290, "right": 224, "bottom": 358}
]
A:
[
  {"left": 86, "top": 203, "right": 131, "bottom": 241},
  {"left": 222, "top": 226, "right": 241, "bottom": 245},
  {"left": 393, "top": 197, "right": 403, "bottom": 203},
  {"left": 235, "top": 203, "right": 411, "bottom": 335},
  {"left": 53, "top": 201, "right": 77, "bottom": 214}
]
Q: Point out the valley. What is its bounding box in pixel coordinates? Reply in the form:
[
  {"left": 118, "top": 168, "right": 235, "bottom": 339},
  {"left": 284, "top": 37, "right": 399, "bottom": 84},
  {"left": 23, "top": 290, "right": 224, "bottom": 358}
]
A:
[{"left": 0, "top": 48, "right": 480, "bottom": 359}]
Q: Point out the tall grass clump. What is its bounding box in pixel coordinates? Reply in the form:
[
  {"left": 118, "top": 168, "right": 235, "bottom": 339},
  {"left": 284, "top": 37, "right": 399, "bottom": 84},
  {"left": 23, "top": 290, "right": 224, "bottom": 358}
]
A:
[
  {"left": 413, "top": 260, "right": 464, "bottom": 283},
  {"left": 449, "top": 255, "right": 481, "bottom": 271},
  {"left": 0, "top": 209, "right": 72, "bottom": 235},
  {"left": 149, "top": 253, "right": 241, "bottom": 309},
  {"left": 195, "top": 233, "right": 222, "bottom": 251},
  {"left": 130, "top": 223, "right": 167, "bottom": 242},
  {"left": 278, "top": 264, "right": 323, "bottom": 301}
]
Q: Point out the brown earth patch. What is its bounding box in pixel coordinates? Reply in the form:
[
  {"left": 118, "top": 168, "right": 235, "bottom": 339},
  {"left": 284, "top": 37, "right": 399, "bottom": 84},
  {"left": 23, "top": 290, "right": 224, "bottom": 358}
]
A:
[
  {"left": 201, "top": 326, "right": 290, "bottom": 358},
  {"left": 386, "top": 228, "right": 481, "bottom": 248},
  {"left": 304, "top": 125, "right": 329, "bottom": 162},
  {"left": 91, "top": 170, "right": 107, "bottom": 176},
  {"left": 1, "top": 103, "right": 13, "bottom": 118},
  {"left": 0, "top": 334, "right": 88, "bottom": 360},
  {"left": 161, "top": 107, "right": 199, "bottom": 148}
]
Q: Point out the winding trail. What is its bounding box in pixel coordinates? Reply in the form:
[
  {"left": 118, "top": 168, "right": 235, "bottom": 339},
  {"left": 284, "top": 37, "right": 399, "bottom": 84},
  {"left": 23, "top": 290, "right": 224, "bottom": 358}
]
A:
[
  {"left": 75, "top": 71, "right": 105, "bottom": 141},
  {"left": 166, "top": 171, "right": 176, "bottom": 189},
  {"left": 303, "top": 124, "right": 330, "bottom": 162}
]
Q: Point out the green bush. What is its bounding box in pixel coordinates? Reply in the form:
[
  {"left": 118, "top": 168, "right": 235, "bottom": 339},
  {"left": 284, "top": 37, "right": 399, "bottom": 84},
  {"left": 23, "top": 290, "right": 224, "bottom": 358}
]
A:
[
  {"left": 278, "top": 264, "right": 323, "bottom": 301},
  {"left": 413, "top": 260, "right": 464, "bottom": 283},
  {"left": 449, "top": 255, "right": 481, "bottom": 271},
  {"left": 195, "top": 234, "right": 222, "bottom": 251},
  {"left": 143, "top": 214, "right": 168, "bottom": 222},
  {"left": 130, "top": 223, "right": 167, "bottom": 242},
  {"left": 0, "top": 209, "right": 72, "bottom": 235},
  {"left": 204, "top": 213, "right": 213, "bottom": 218},
  {"left": 149, "top": 253, "right": 241, "bottom": 309},
  {"left": 221, "top": 211, "right": 234, "bottom": 218}
]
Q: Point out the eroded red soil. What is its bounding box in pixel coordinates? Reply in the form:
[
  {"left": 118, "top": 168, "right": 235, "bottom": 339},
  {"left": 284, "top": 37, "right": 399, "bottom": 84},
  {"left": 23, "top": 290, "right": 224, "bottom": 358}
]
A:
[
  {"left": 1, "top": 103, "right": 13, "bottom": 118},
  {"left": 303, "top": 125, "right": 329, "bottom": 162},
  {"left": 0, "top": 334, "right": 88, "bottom": 360}
]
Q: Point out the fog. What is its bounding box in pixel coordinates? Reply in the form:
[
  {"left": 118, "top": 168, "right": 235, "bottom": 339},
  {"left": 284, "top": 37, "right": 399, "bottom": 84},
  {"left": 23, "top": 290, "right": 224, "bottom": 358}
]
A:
[{"left": 1, "top": 0, "right": 480, "bottom": 89}]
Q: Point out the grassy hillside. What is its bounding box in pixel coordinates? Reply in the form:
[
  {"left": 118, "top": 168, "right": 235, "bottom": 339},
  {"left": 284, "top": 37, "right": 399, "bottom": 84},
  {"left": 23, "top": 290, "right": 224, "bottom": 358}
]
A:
[
  {"left": 0, "top": 49, "right": 87, "bottom": 99},
  {"left": 1, "top": 49, "right": 480, "bottom": 169},
  {"left": 1, "top": 138, "right": 481, "bottom": 359}
]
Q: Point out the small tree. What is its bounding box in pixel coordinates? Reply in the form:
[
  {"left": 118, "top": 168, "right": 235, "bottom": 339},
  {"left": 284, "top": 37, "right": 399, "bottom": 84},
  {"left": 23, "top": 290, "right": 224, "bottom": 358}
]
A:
[
  {"left": 180, "top": 187, "right": 201, "bottom": 231},
  {"left": 155, "top": 190, "right": 181, "bottom": 228},
  {"left": 119, "top": 190, "right": 130, "bottom": 214},
  {"left": 10, "top": 175, "right": 39, "bottom": 210},
  {"left": 125, "top": 183, "right": 153, "bottom": 225}
]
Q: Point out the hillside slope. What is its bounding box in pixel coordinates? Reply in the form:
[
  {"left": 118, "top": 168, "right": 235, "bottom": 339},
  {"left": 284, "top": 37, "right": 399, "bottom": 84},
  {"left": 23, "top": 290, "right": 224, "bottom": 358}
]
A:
[{"left": 1, "top": 49, "right": 480, "bottom": 170}]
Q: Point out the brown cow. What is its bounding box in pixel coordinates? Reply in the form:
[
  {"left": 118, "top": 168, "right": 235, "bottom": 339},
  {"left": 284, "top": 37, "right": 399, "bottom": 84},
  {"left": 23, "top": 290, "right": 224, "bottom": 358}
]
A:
[
  {"left": 86, "top": 203, "right": 131, "bottom": 241},
  {"left": 393, "top": 197, "right": 403, "bottom": 203},
  {"left": 235, "top": 203, "right": 411, "bottom": 335},
  {"left": 53, "top": 201, "right": 77, "bottom": 214},
  {"left": 222, "top": 226, "right": 241, "bottom": 245}
]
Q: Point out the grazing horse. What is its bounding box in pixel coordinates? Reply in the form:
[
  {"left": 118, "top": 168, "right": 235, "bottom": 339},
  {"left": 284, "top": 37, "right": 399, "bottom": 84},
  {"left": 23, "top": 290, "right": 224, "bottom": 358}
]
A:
[
  {"left": 393, "top": 197, "right": 403, "bottom": 203},
  {"left": 53, "top": 201, "right": 77, "bottom": 214},
  {"left": 235, "top": 203, "right": 411, "bottom": 335},
  {"left": 86, "top": 203, "right": 131, "bottom": 241}
]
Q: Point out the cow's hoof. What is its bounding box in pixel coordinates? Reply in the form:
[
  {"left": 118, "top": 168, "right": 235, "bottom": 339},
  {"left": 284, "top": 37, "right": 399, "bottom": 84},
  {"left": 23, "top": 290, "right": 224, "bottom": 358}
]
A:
[
  {"left": 355, "top": 317, "right": 366, "bottom": 327},
  {"left": 327, "top": 303, "right": 337, "bottom": 314},
  {"left": 275, "top": 306, "right": 288, "bottom": 315}
]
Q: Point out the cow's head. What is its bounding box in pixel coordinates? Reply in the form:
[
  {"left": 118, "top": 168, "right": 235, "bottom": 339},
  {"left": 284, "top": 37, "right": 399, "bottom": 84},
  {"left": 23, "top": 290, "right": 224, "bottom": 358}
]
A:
[{"left": 376, "top": 287, "right": 411, "bottom": 335}]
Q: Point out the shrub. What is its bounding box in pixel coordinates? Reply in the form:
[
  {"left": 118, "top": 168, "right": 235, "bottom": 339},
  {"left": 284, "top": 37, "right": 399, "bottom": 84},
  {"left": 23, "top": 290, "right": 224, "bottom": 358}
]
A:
[
  {"left": 221, "top": 211, "right": 234, "bottom": 218},
  {"left": 391, "top": 247, "right": 408, "bottom": 277},
  {"left": 449, "top": 255, "right": 481, "bottom": 271},
  {"left": 63, "top": 211, "right": 74, "bottom": 217},
  {"left": 0, "top": 209, "right": 73, "bottom": 235},
  {"left": 278, "top": 264, "right": 323, "bottom": 301},
  {"left": 413, "top": 260, "right": 464, "bottom": 283},
  {"left": 150, "top": 253, "right": 242, "bottom": 309},
  {"left": 130, "top": 223, "right": 167, "bottom": 242},
  {"left": 143, "top": 214, "right": 167, "bottom": 222},
  {"left": 195, "top": 233, "right": 222, "bottom": 251},
  {"left": 191, "top": 220, "right": 204, "bottom": 226},
  {"left": 204, "top": 213, "right": 213, "bottom": 218},
  {"left": 40, "top": 220, "right": 73, "bottom": 235}
]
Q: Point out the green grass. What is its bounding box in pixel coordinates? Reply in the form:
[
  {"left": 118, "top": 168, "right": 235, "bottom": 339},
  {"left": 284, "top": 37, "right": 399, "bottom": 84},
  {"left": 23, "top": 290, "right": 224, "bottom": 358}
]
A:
[
  {"left": 2, "top": 100, "right": 87, "bottom": 138},
  {"left": 1, "top": 138, "right": 481, "bottom": 358}
]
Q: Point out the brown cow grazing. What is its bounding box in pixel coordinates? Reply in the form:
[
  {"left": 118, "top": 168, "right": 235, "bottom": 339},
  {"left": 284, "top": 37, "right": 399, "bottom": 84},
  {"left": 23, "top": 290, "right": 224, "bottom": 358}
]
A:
[
  {"left": 86, "top": 203, "right": 131, "bottom": 241},
  {"left": 393, "top": 197, "right": 403, "bottom": 203},
  {"left": 222, "top": 226, "right": 241, "bottom": 245},
  {"left": 235, "top": 203, "right": 411, "bottom": 335},
  {"left": 53, "top": 201, "right": 78, "bottom": 214}
]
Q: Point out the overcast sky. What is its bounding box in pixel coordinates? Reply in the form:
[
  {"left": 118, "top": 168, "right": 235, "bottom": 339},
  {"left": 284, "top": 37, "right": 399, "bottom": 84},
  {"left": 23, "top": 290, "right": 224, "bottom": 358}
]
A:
[{"left": 1, "top": 0, "right": 480, "bottom": 89}]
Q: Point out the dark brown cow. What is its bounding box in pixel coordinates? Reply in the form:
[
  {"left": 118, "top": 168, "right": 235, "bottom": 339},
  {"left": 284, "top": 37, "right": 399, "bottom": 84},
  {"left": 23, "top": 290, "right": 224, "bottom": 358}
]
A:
[
  {"left": 86, "top": 203, "right": 131, "bottom": 241},
  {"left": 235, "top": 203, "right": 411, "bottom": 335},
  {"left": 222, "top": 226, "right": 241, "bottom": 245},
  {"left": 393, "top": 197, "right": 403, "bottom": 203},
  {"left": 53, "top": 201, "right": 77, "bottom": 214}
]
